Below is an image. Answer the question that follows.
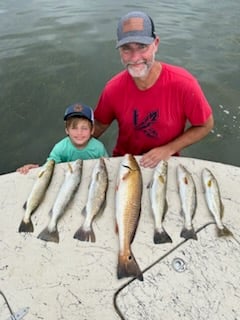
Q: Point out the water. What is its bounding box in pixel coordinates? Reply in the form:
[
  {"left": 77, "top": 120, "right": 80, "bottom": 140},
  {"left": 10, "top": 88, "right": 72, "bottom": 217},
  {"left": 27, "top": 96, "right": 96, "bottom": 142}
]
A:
[{"left": 0, "top": 0, "right": 239, "bottom": 174}]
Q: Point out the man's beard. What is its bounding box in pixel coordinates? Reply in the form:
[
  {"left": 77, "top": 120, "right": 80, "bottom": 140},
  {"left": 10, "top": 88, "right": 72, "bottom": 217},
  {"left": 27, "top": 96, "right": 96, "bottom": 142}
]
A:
[{"left": 122, "top": 53, "right": 155, "bottom": 78}]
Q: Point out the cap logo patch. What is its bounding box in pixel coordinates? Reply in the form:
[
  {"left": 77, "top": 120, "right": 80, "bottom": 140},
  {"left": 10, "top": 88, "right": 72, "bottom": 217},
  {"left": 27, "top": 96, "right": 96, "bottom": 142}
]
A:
[
  {"left": 73, "top": 103, "right": 83, "bottom": 112},
  {"left": 122, "top": 17, "right": 144, "bottom": 33}
]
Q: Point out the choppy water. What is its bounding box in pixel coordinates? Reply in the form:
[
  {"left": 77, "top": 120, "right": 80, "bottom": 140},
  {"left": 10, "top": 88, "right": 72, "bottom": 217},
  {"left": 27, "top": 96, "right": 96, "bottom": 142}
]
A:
[{"left": 0, "top": 0, "right": 239, "bottom": 174}]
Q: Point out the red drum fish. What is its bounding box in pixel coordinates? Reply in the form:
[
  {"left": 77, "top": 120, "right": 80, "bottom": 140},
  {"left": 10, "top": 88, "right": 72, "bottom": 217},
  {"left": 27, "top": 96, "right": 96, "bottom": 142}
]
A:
[{"left": 115, "top": 154, "right": 143, "bottom": 281}]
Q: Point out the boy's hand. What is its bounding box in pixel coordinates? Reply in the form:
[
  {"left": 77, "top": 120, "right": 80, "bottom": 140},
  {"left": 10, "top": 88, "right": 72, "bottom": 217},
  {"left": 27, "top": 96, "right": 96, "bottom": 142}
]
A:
[{"left": 16, "top": 164, "right": 39, "bottom": 174}]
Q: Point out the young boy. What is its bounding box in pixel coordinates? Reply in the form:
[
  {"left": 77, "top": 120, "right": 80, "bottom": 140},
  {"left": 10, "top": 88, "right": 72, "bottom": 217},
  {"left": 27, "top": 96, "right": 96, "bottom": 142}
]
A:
[{"left": 17, "top": 103, "right": 108, "bottom": 174}]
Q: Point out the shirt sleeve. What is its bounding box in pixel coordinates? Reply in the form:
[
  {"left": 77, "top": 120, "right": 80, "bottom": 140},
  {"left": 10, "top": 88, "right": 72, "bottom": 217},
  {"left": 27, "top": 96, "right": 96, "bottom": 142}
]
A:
[
  {"left": 47, "top": 143, "right": 63, "bottom": 163},
  {"left": 102, "top": 146, "right": 109, "bottom": 157},
  {"left": 96, "top": 140, "right": 109, "bottom": 157},
  {"left": 94, "top": 86, "right": 115, "bottom": 125}
]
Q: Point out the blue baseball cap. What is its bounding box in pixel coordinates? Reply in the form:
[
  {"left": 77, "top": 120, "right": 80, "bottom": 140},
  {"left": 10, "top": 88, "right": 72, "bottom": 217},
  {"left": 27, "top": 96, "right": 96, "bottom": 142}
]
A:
[
  {"left": 116, "top": 11, "right": 156, "bottom": 49},
  {"left": 64, "top": 103, "right": 94, "bottom": 122}
]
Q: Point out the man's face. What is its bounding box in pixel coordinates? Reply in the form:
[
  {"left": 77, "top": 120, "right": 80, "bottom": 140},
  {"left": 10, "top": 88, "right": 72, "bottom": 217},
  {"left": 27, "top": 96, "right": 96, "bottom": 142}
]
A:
[{"left": 119, "top": 39, "right": 159, "bottom": 78}]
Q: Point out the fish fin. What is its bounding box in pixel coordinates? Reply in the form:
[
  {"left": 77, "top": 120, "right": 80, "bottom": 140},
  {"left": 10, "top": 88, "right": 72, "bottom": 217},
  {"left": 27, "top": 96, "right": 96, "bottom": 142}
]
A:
[
  {"left": 162, "top": 200, "right": 168, "bottom": 220},
  {"left": 159, "top": 175, "right": 166, "bottom": 184},
  {"left": 38, "top": 170, "right": 45, "bottom": 178},
  {"left": 18, "top": 219, "right": 34, "bottom": 233},
  {"left": 48, "top": 209, "right": 53, "bottom": 217},
  {"left": 130, "top": 210, "right": 141, "bottom": 244},
  {"left": 73, "top": 225, "right": 96, "bottom": 242},
  {"left": 117, "top": 251, "right": 143, "bottom": 281},
  {"left": 220, "top": 201, "right": 224, "bottom": 219},
  {"left": 67, "top": 163, "right": 73, "bottom": 173},
  {"left": 146, "top": 180, "right": 153, "bottom": 189},
  {"left": 180, "top": 227, "right": 198, "bottom": 240},
  {"left": 122, "top": 171, "right": 130, "bottom": 180},
  {"left": 37, "top": 227, "right": 59, "bottom": 243},
  {"left": 96, "top": 171, "right": 100, "bottom": 182},
  {"left": 81, "top": 206, "right": 87, "bottom": 216},
  {"left": 96, "top": 199, "right": 107, "bottom": 218},
  {"left": 115, "top": 222, "right": 119, "bottom": 234},
  {"left": 154, "top": 228, "right": 172, "bottom": 244},
  {"left": 217, "top": 226, "right": 233, "bottom": 237},
  {"left": 180, "top": 209, "right": 184, "bottom": 218},
  {"left": 23, "top": 202, "right": 27, "bottom": 210}
]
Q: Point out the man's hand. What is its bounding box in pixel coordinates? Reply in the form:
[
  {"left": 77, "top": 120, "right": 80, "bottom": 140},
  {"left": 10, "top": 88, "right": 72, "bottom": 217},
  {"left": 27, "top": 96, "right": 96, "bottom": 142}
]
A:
[{"left": 139, "top": 146, "right": 173, "bottom": 168}]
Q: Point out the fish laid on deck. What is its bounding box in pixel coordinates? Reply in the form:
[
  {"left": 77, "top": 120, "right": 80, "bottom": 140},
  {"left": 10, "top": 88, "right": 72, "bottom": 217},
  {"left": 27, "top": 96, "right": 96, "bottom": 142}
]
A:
[
  {"left": 148, "top": 160, "right": 172, "bottom": 244},
  {"left": 18, "top": 159, "right": 55, "bottom": 233},
  {"left": 73, "top": 158, "right": 108, "bottom": 242},
  {"left": 177, "top": 164, "right": 198, "bottom": 240},
  {"left": 202, "top": 168, "right": 233, "bottom": 237},
  {"left": 115, "top": 154, "right": 143, "bottom": 281},
  {"left": 38, "top": 159, "right": 83, "bottom": 243}
]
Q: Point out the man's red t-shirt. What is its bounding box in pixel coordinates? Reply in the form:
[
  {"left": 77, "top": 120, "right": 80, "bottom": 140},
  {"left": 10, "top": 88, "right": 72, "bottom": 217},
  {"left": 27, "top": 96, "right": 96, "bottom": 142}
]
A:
[{"left": 94, "top": 63, "right": 212, "bottom": 156}]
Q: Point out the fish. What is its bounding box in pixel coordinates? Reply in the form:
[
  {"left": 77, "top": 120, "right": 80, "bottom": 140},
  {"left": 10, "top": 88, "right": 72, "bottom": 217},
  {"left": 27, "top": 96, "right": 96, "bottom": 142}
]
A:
[
  {"left": 18, "top": 159, "right": 55, "bottom": 233},
  {"left": 148, "top": 160, "right": 172, "bottom": 244},
  {"left": 177, "top": 164, "right": 198, "bottom": 240},
  {"left": 37, "top": 159, "right": 83, "bottom": 243},
  {"left": 115, "top": 154, "right": 143, "bottom": 281},
  {"left": 73, "top": 158, "right": 108, "bottom": 242},
  {"left": 202, "top": 168, "right": 233, "bottom": 237}
]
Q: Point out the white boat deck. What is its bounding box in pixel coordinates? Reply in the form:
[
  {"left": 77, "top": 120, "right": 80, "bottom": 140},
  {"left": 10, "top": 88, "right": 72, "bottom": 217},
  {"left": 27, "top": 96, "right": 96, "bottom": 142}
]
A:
[{"left": 0, "top": 156, "right": 239, "bottom": 320}]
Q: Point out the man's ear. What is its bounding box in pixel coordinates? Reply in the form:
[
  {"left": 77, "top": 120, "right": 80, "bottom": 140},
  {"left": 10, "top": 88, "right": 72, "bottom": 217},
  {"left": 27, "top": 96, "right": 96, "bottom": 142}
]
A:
[{"left": 153, "top": 36, "right": 160, "bottom": 53}]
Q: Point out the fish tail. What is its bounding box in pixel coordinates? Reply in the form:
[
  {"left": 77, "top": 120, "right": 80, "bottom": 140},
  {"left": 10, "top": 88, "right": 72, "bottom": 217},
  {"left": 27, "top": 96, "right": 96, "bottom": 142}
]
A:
[
  {"left": 217, "top": 225, "right": 233, "bottom": 237},
  {"left": 18, "top": 219, "right": 34, "bottom": 233},
  {"left": 73, "top": 225, "right": 96, "bottom": 242},
  {"left": 154, "top": 228, "right": 172, "bottom": 244},
  {"left": 37, "top": 227, "right": 59, "bottom": 243},
  {"left": 117, "top": 250, "right": 143, "bottom": 281},
  {"left": 180, "top": 227, "right": 198, "bottom": 240}
]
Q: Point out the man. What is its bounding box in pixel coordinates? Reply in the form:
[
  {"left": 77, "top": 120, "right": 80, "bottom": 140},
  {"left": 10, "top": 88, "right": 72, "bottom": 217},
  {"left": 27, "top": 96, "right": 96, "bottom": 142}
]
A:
[{"left": 93, "top": 11, "right": 214, "bottom": 168}]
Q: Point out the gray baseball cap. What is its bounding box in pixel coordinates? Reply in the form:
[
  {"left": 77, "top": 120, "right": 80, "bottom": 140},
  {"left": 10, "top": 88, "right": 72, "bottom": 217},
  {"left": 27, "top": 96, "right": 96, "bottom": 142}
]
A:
[{"left": 116, "top": 11, "right": 156, "bottom": 49}]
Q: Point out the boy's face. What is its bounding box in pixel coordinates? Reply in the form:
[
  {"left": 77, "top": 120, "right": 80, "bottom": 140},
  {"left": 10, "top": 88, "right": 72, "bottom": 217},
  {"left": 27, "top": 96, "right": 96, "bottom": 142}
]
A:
[{"left": 65, "top": 117, "right": 94, "bottom": 149}]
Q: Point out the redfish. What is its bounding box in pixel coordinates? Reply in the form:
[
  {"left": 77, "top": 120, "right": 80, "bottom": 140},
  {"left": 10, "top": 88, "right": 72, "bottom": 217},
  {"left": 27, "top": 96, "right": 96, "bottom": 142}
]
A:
[{"left": 115, "top": 154, "right": 143, "bottom": 281}]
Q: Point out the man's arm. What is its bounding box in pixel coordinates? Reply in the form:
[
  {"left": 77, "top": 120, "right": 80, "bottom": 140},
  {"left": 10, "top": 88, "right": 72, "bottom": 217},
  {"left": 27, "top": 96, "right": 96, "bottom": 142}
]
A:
[
  {"left": 93, "top": 120, "right": 110, "bottom": 138},
  {"left": 140, "top": 114, "right": 214, "bottom": 168}
]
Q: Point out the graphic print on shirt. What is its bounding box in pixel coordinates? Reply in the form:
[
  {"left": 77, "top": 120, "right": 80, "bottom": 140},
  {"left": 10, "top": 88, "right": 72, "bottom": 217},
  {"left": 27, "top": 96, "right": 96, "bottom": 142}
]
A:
[{"left": 133, "top": 109, "right": 159, "bottom": 138}]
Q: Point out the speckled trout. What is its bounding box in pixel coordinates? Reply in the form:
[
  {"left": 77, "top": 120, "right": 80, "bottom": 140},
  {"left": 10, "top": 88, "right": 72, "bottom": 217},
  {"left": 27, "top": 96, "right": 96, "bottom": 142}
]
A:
[
  {"left": 74, "top": 158, "right": 108, "bottom": 242},
  {"left": 38, "top": 159, "right": 83, "bottom": 243},
  {"left": 177, "top": 164, "right": 197, "bottom": 240},
  {"left": 148, "top": 160, "right": 172, "bottom": 244},
  {"left": 202, "top": 168, "right": 233, "bottom": 237},
  {"left": 115, "top": 154, "right": 143, "bottom": 281},
  {"left": 18, "top": 159, "right": 55, "bottom": 233}
]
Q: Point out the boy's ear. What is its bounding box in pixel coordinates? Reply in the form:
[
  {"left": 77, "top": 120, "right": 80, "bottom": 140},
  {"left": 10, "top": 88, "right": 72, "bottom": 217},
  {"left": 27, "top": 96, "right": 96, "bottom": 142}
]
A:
[
  {"left": 91, "top": 126, "right": 95, "bottom": 135},
  {"left": 65, "top": 128, "right": 69, "bottom": 135}
]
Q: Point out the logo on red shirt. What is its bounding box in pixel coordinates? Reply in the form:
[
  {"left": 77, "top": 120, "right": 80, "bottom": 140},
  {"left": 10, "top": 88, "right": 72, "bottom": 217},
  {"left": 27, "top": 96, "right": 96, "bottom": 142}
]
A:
[{"left": 133, "top": 109, "right": 159, "bottom": 138}]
